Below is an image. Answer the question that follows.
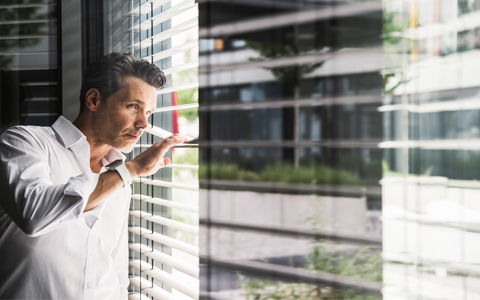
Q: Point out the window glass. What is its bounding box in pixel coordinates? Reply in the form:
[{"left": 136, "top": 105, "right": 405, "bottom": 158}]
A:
[
  {"left": 200, "top": 0, "right": 384, "bottom": 299},
  {"left": 0, "top": 2, "right": 59, "bottom": 130},
  {"left": 200, "top": 0, "right": 480, "bottom": 299}
]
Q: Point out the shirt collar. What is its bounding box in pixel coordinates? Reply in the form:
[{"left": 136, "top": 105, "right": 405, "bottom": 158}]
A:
[
  {"left": 102, "top": 148, "right": 126, "bottom": 165},
  {"left": 52, "top": 116, "right": 126, "bottom": 165},
  {"left": 51, "top": 116, "right": 85, "bottom": 149}
]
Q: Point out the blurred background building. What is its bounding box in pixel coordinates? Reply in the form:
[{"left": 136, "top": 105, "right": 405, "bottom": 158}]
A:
[
  {"left": 1, "top": 0, "right": 480, "bottom": 299},
  {"left": 198, "top": 0, "right": 384, "bottom": 299},
  {"left": 381, "top": 0, "right": 480, "bottom": 298}
]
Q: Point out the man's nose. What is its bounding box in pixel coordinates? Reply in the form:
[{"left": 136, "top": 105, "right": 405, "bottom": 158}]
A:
[{"left": 135, "top": 113, "right": 149, "bottom": 129}]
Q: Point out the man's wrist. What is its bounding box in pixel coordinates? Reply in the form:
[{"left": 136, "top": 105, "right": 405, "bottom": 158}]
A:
[{"left": 124, "top": 161, "right": 138, "bottom": 179}]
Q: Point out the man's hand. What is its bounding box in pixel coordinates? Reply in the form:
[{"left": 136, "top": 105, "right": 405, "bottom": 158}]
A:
[
  {"left": 125, "top": 133, "right": 188, "bottom": 178},
  {"left": 84, "top": 134, "right": 187, "bottom": 212}
]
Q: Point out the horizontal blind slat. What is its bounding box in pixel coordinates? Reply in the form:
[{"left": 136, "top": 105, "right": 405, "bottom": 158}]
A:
[
  {"left": 145, "top": 124, "right": 195, "bottom": 140},
  {"left": 149, "top": 39, "right": 198, "bottom": 61},
  {"left": 128, "top": 0, "right": 170, "bottom": 15},
  {"left": 133, "top": 178, "right": 199, "bottom": 191},
  {"left": 0, "top": 20, "right": 52, "bottom": 25},
  {"left": 129, "top": 276, "right": 172, "bottom": 300},
  {"left": 130, "top": 210, "right": 199, "bottom": 235},
  {"left": 127, "top": 293, "right": 141, "bottom": 300},
  {"left": 0, "top": 3, "right": 56, "bottom": 8},
  {"left": 144, "top": 124, "right": 173, "bottom": 139},
  {"left": 129, "top": 243, "right": 199, "bottom": 278},
  {"left": 129, "top": 227, "right": 199, "bottom": 256},
  {"left": 132, "top": 0, "right": 197, "bottom": 30},
  {"left": 162, "top": 60, "right": 198, "bottom": 76},
  {"left": 135, "top": 143, "right": 199, "bottom": 149},
  {"left": 131, "top": 16, "right": 198, "bottom": 49},
  {"left": 130, "top": 260, "right": 199, "bottom": 299},
  {"left": 144, "top": 124, "right": 194, "bottom": 140},
  {"left": 155, "top": 102, "right": 199, "bottom": 113},
  {"left": 131, "top": 194, "right": 199, "bottom": 213},
  {"left": 157, "top": 82, "right": 198, "bottom": 94},
  {"left": 167, "top": 163, "right": 199, "bottom": 170},
  {"left": 0, "top": 35, "right": 51, "bottom": 40}
]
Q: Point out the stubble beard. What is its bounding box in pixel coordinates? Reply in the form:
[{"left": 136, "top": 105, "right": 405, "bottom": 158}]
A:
[{"left": 92, "top": 113, "right": 126, "bottom": 151}]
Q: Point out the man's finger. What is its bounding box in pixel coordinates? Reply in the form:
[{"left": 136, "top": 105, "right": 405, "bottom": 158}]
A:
[
  {"left": 149, "top": 135, "right": 187, "bottom": 160},
  {"left": 159, "top": 157, "right": 171, "bottom": 168},
  {"left": 153, "top": 136, "right": 183, "bottom": 147},
  {"left": 155, "top": 138, "right": 183, "bottom": 158},
  {"left": 169, "top": 135, "right": 188, "bottom": 145}
]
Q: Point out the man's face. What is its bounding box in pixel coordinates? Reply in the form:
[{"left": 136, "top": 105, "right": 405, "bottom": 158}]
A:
[{"left": 93, "top": 76, "right": 157, "bottom": 152}]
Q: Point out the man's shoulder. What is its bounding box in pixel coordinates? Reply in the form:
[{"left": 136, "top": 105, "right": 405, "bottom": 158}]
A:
[
  {"left": 0, "top": 124, "right": 57, "bottom": 147},
  {"left": 2, "top": 124, "right": 55, "bottom": 137}
]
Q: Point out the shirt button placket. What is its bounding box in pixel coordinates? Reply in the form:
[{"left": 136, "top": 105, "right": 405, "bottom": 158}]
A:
[{"left": 83, "top": 222, "right": 99, "bottom": 299}]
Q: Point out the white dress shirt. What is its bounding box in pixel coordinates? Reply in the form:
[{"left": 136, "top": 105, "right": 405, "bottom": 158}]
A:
[{"left": 0, "top": 116, "right": 130, "bottom": 299}]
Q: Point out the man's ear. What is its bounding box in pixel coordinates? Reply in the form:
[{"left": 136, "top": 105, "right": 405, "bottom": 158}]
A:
[{"left": 84, "top": 88, "right": 102, "bottom": 112}]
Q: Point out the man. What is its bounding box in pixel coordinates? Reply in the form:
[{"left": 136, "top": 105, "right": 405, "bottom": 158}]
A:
[{"left": 0, "top": 53, "right": 186, "bottom": 299}]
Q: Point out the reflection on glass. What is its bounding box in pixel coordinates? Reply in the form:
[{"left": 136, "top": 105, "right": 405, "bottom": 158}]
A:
[
  {"left": 0, "top": 2, "right": 59, "bottom": 130},
  {"left": 201, "top": 160, "right": 361, "bottom": 186},
  {"left": 200, "top": 0, "right": 384, "bottom": 299},
  {"left": 0, "top": 5, "right": 56, "bottom": 68},
  {"left": 381, "top": 0, "right": 480, "bottom": 298},
  {"left": 198, "top": 0, "right": 480, "bottom": 298},
  {"left": 246, "top": 41, "right": 326, "bottom": 85}
]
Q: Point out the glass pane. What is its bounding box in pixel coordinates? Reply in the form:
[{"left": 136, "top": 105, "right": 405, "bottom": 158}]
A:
[
  {"left": 200, "top": 0, "right": 384, "bottom": 299},
  {"left": 0, "top": 2, "right": 58, "bottom": 130}
]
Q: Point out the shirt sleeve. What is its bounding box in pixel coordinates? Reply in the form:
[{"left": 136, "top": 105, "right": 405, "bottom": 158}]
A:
[
  {"left": 111, "top": 187, "right": 131, "bottom": 299},
  {"left": 0, "top": 127, "right": 99, "bottom": 237}
]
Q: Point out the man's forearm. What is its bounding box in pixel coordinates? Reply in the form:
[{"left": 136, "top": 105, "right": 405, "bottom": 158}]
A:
[{"left": 83, "top": 134, "right": 187, "bottom": 212}]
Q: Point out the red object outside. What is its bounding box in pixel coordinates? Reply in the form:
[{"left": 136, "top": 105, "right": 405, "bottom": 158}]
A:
[{"left": 172, "top": 92, "right": 179, "bottom": 134}]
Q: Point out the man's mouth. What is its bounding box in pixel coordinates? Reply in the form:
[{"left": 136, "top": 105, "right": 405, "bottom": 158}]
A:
[{"left": 126, "top": 134, "right": 139, "bottom": 140}]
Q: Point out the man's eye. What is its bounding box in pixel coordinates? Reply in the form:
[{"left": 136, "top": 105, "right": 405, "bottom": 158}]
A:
[{"left": 128, "top": 104, "right": 137, "bottom": 109}]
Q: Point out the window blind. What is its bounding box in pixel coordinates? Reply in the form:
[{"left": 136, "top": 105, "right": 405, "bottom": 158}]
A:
[{"left": 109, "top": 0, "right": 199, "bottom": 299}]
